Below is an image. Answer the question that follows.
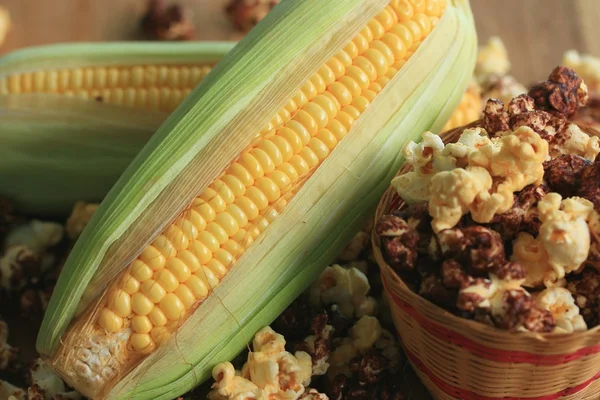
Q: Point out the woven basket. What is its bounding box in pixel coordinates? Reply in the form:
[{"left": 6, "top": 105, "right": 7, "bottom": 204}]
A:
[{"left": 372, "top": 121, "right": 600, "bottom": 400}]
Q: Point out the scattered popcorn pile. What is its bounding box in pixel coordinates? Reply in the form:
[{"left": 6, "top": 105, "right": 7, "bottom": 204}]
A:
[
  {"left": 207, "top": 221, "right": 408, "bottom": 400},
  {"left": 377, "top": 66, "right": 600, "bottom": 333}
]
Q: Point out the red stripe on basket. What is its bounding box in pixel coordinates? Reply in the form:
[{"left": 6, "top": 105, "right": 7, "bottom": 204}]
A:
[
  {"left": 382, "top": 277, "right": 600, "bottom": 365},
  {"left": 405, "top": 347, "right": 600, "bottom": 400}
]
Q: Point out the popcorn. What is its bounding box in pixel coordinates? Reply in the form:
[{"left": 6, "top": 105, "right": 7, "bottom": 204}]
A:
[
  {"left": 210, "top": 327, "right": 314, "bottom": 400},
  {"left": 550, "top": 123, "right": 600, "bottom": 161},
  {"left": 428, "top": 166, "right": 492, "bottom": 232},
  {"left": 475, "top": 36, "right": 511, "bottom": 81},
  {"left": 543, "top": 155, "right": 590, "bottom": 198},
  {"left": 0, "top": 320, "right": 17, "bottom": 370},
  {"left": 567, "top": 268, "right": 600, "bottom": 327},
  {"left": 337, "top": 231, "right": 369, "bottom": 262},
  {"left": 309, "top": 265, "right": 377, "bottom": 319},
  {"left": 535, "top": 288, "right": 587, "bottom": 333},
  {"left": 482, "top": 75, "right": 527, "bottom": 107},
  {"left": 489, "top": 288, "right": 555, "bottom": 332},
  {"left": 563, "top": 50, "right": 600, "bottom": 92},
  {"left": 376, "top": 215, "right": 419, "bottom": 272},
  {"left": 1, "top": 380, "right": 25, "bottom": 400},
  {"left": 327, "top": 316, "right": 383, "bottom": 379},
  {"left": 296, "top": 313, "right": 334, "bottom": 376},
  {"left": 209, "top": 362, "right": 266, "bottom": 400},
  {"left": 537, "top": 194, "right": 592, "bottom": 279},
  {"left": 65, "top": 202, "right": 99, "bottom": 240},
  {"left": 392, "top": 128, "right": 491, "bottom": 203},
  {"left": 511, "top": 232, "right": 554, "bottom": 288},
  {"left": 0, "top": 245, "right": 41, "bottom": 292},
  {"left": 4, "top": 220, "right": 63, "bottom": 255},
  {"left": 27, "top": 358, "right": 81, "bottom": 400}
]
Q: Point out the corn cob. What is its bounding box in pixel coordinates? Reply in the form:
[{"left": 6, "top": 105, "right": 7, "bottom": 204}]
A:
[
  {"left": 0, "top": 42, "right": 234, "bottom": 113},
  {"left": 38, "top": 1, "right": 477, "bottom": 399},
  {"left": 0, "top": 42, "right": 233, "bottom": 215}
]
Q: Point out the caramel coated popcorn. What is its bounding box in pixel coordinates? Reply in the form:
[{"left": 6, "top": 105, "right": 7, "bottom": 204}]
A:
[
  {"left": 209, "top": 327, "right": 316, "bottom": 400},
  {"left": 378, "top": 66, "right": 600, "bottom": 333}
]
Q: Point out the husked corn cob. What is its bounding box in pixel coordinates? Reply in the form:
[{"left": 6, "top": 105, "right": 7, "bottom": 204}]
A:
[
  {"left": 0, "top": 42, "right": 234, "bottom": 112},
  {"left": 0, "top": 42, "right": 234, "bottom": 215},
  {"left": 38, "top": 1, "right": 476, "bottom": 399}
]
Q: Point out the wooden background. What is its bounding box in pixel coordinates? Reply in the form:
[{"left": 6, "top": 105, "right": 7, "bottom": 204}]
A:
[{"left": 0, "top": 0, "right": 600, "bottom": 84}]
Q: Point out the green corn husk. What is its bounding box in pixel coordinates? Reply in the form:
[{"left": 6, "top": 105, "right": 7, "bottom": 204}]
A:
[
  {"left": 0, "top": 42, "right": 235, "bottom": 216},
  {"left": 0, "top": 95, "right": 162, "bottom": 216},
  {"left": 38, "top": 1, "right": 477, "bottom": 399}
]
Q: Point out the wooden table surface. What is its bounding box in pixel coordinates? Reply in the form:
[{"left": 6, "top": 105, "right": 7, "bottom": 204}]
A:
[{"left": 1, "top": 0, "right": 600, "bottom": 84}]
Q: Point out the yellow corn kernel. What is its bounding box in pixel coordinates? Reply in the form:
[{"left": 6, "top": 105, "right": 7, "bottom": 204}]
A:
[
  {"left": 132, "top": 316, "right": 153, "bottom": 334},
  {"left": 160, "top": 293, "right": 185, "bottom": 321},
  {"left": 97, "top": 308, "right": 123, "bottom": 333},
  {"left": 106, "top": 290, "right": 131, "bottom": 318},
  {"left": 154, "top": 269, "right": 179, "bottom": 293},
  {"left": 130, "top": 260, "right": 153, "bottom": 282},
  {"left": 141, "top": 280, "right": 167, "bottom": 303},
  {"left": 131, "top": 293, "right": 154, "bottom": 316},
  {"left": 131, "top": 333, "right": 155, "bottom": 353}
]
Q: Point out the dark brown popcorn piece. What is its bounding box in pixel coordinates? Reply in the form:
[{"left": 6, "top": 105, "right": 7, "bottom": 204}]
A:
[
  {"left": 225, "top": 0, "right": 279, "bottom": 33},
  {"left": 355, "top": 350, "right": 387, "bottom": 385},
  {"left": 544, "top": 155, "right": 591, "bottom": 197},
  {"left": 490, "top": 184, "right": 547, "bottom": 239},
  {"left": 419, "top": 273, "right": 457, "bottom": 309},
  {"left": 456, "top": 278, "right": 492, "bottom": 312},
  {"left": 272, "top": 298, "right": 313, "bottom": 341},
  {"left": 140, "top": 0, "right": 196, "bottom": 41},
  {"left": 483, "top": 99, "right": 510, "bottom": 133},
  {"left": 376, "top": 215, "right": 419, "bottom": 273},
  {"left": 437, "top": 226, "right": 505, "bottom": 276},
  {"left": 578, "top": 159, "right": 600, "bottom": 209},
  {"left": 492, "top": 289, "right": 555, "bottom": 332},
  {"left": 441, "top": 259, "right": 469, "bottom": 288},
  {"left": 493, "top": 261, "right": 526, "bottom": 281},
  {"left": 567, "top": 268, "right": 600, "bottom": 327},
  {"left": 528, "top": 66, "right": 588, "bottom": 117},
  {"left": 294, "top": 312, "right": 333, "bottom": 369}
]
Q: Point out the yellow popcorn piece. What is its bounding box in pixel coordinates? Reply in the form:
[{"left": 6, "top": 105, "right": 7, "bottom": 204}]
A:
[
  {"left": 209, "top": 363, "right": 266, "bottom": 400},
  {"left": 513, "top": 194, "right": 593, "bottom": 287},
  {"left": 538, "top": 194, "right": 593, "bottom": 280},
  {"left": 4, "top": 220, "right": 63, "bottom": 254},
  {"left": 512, "top": 232, "right": 555, "bottom": 288},
  {"left": 65, "top": 202, "right": 99, "bottom": 241},
  {"left": 563, "top": 50, "right": 600, "bottom": 92},
  {"left": 475, "top": 36, "right": 511, "bottom": 81},
  {"left": 429, "top": 166, "right": 493, "bottom": 232},
  {"left": 210, "top": 327, "right": 314, "bottom": 400},
  {"left": 550, "top": 123, "right": 600, "bottom": 162},
  {"left": 327, "top": 316, "right": 383, "bottom": 379},
  {"left": 392, "top": 128, "right": 491, "bottom": 204},
  {"left": 470, "top": 126, "right": 547, "bottom": 215},
  {"left": 309, "top": 265, "right": 377, "bottom": 319},
  {"left": 535, "top": 287, "right": 587, "bottom": 333}
]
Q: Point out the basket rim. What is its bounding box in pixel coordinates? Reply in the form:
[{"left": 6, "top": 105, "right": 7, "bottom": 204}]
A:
[{"left": 373, "top": 119, "right": 600, "bottom": 342}]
